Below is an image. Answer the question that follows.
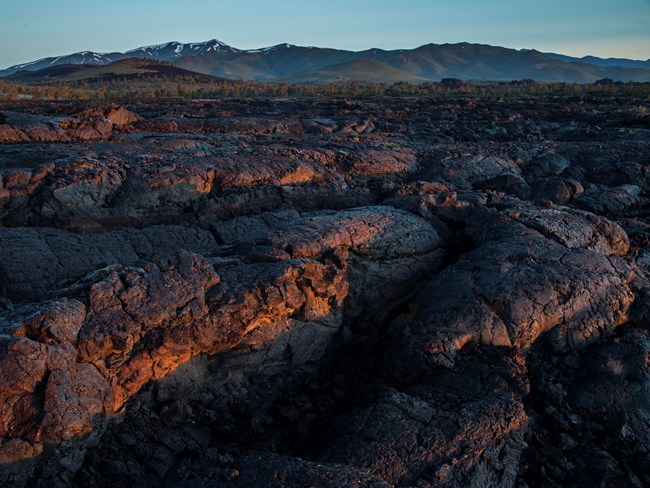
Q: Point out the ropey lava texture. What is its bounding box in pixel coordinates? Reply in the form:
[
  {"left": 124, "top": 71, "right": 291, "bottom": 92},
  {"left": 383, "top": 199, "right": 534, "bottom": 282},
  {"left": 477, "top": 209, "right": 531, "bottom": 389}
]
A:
[{"left": 0, "top": 96, "right": 648, "bottom": 487}]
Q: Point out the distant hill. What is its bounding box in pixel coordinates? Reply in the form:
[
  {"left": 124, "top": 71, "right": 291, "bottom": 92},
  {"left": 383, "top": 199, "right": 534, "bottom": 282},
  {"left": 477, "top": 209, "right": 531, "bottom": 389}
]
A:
[
  {"left": 2, "top": 39, "right": 650, "bottom": 83},
  {"left": 173, "top": 44, "right": 365, "bottom": 81},
  {"left": 543, "top": 52, "right": 650, "bottom": 70},
  {"left": 6, "top": 59, "right": 231, "bottom": 85},
  {"left": 282, "top": 58, "right": 429, "bottom": 83}
]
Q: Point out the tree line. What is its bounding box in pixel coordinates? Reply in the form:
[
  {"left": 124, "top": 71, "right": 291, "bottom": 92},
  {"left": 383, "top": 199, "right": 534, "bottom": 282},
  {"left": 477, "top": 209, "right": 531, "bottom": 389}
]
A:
[{"left": 0, "top": 76, "right": 648, "bottom": 101}]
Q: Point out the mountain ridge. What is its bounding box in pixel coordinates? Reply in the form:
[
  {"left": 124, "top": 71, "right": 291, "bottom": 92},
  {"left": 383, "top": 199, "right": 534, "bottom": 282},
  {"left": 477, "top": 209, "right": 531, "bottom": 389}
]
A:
[
  {"left": 543, "top": 51, "right": 650, "bottom": 70},
  {"left": 2, "top": 39, "right": 650, "bottom": 83}
]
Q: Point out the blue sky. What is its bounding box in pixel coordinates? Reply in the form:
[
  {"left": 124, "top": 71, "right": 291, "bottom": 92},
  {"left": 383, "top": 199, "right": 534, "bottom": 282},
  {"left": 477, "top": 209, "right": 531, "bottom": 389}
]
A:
[{"left": 1, "top": 0, "right": 649, "bottom": 68}]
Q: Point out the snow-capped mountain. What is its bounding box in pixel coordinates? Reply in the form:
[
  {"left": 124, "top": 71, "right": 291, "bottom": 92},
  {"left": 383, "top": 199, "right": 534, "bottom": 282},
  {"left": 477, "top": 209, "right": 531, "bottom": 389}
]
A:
[
  {"left": 6, "top": 51, "right": 119, "bottom": 74},
  {"left": 0, "top": 40, "right": 238, "bottom": 76},
  {"left": 244, "top": 43, "right": 298, "bottom": 54},
  {"left": 124, "top": 40, "right": 239, "bottom": 61},
  {"left": 2, "top": 39, "right": 650, "bottom": 83}
]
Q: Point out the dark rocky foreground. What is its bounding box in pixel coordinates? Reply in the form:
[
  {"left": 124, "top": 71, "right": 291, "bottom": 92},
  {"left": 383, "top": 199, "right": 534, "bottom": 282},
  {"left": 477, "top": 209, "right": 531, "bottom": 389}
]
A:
[{"left": 0, "top": 95, "right": 648, "bottom": 487}]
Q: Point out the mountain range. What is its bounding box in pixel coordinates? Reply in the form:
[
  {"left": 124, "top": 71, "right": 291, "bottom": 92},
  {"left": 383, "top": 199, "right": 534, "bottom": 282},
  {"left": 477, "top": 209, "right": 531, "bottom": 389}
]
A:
[{"left": 2, "top": 39, "right": 650, "bottom": 83}]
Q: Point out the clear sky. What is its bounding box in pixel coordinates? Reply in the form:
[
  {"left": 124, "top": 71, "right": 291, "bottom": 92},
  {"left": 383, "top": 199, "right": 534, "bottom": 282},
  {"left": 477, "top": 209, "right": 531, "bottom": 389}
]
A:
[{"left": 1, "top": 0, "right": 649, "bottom": 68}]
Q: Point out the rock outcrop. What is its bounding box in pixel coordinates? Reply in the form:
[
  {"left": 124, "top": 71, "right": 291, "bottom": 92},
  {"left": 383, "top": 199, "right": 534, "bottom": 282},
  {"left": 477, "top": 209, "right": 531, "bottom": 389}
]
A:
[{"left": 0, "top": 95, "right": 648, "bottom": 487}]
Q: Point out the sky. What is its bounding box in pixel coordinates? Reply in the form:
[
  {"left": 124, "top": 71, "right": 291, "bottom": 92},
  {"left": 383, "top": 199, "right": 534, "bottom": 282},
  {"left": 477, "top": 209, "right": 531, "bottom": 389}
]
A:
[{"left": 1, "top": 0, "right": 649, "bottom": 68}]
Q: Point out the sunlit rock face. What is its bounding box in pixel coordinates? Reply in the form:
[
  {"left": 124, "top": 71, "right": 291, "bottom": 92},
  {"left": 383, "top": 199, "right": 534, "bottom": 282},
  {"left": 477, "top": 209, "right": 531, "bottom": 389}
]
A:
[{"left": 0, "top": 95, "right": 648, "bottom": 487}]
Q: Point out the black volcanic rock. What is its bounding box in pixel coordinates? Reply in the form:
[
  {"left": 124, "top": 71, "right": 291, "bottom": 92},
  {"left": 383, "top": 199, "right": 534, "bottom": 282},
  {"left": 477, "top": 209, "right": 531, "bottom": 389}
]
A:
[{"left": 0, "top": 95, "right": 648, "bottom": 487}]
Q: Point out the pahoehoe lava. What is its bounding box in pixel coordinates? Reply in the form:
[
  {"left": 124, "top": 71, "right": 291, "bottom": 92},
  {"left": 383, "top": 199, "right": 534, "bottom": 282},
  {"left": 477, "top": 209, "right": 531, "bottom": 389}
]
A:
[{"left": 0, "top": 95, "right": 648, "bottom": 487}]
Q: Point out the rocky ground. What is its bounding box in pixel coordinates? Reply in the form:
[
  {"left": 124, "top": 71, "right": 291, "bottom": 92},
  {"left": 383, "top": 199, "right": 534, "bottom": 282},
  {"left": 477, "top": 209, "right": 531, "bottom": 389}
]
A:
[{"left": 0, "top": 94, "right": 648, "bottom": 487}]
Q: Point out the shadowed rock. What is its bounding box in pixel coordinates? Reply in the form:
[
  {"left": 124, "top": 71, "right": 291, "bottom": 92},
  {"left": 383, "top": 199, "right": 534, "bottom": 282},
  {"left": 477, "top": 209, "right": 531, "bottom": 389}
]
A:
[
  {"left": 389, "top": 207, "right": 637, "bottom": 370},
  {"left": 0, "top": 95, "right": 648, "bottom": 487}
]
